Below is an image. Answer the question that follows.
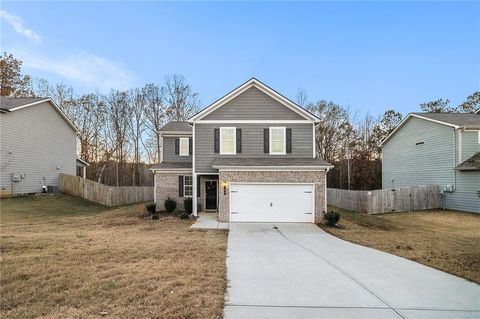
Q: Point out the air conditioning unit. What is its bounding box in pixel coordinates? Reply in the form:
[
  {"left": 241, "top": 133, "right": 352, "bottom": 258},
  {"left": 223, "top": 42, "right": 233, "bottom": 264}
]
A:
[{"left": 444, "top": 184, "right": 455, "bottom": 193}]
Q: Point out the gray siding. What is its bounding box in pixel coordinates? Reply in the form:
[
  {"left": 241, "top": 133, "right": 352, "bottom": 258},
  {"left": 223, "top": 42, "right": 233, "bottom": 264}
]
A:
[
  {"left": 195, "top": 123, "right": 314, "bottom": 173},
  {"left": 162, "top": 136, "right": 192, "bottom": 163},
  {"left": 461, "top": 130, "right": 480, "bottom": 161},
  {"left": 203, "top": 87, "right": 305, "bottom": 121},
  {"left": 382, "top": 117, "right": 480, "bottom": 213},
  {"left": 0, "top": 102, "right": 77, "bottom": 195}
]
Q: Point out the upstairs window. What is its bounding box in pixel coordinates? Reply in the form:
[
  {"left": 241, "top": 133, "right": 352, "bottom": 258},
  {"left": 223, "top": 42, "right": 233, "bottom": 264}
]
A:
[
  {"left": 270, "top": 127, "right": 286, "bottom": 155},
  {"left": 220, "top": 127, "right": 236, "bottom": 155},
  {"left": 179, "top": 138, "right": 189, "bottom": 156}
]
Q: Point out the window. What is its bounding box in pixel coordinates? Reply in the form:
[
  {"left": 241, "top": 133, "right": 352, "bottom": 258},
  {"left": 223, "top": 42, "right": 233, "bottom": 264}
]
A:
[
  {"left": 179, "top": 138, "right": 189, "bottom": 156},
  {"left": 184, "top": 175, "right": 192, "bottom": 197},
  {"left": 478, "top": 131, "right": 480, "bottom": 144},
  {"left": 270, "top": 127, "right": 286, "bottom": 155},
  {"left": 220, "top": 127, "right": 236, "bottom": 154}
]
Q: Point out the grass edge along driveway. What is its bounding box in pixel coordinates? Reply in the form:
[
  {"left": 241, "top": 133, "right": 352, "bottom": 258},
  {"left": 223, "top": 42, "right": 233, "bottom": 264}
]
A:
[{"left": 319, "top": 207, "right": 480, "bottom": 284}]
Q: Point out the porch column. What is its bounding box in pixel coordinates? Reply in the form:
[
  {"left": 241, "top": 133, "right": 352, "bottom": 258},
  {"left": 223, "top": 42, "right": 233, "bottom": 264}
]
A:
[
  {"left": 82, "top": 166, "right": 86, "bottom": 179},
  {"left": 192, "top": 173, "right": 198, "bottom": 216}
]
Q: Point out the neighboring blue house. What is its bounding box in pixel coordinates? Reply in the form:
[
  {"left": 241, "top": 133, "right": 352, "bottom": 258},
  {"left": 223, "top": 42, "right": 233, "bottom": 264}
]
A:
[{"left": 380, "top": 111, "right": 480, "bottom": 213}]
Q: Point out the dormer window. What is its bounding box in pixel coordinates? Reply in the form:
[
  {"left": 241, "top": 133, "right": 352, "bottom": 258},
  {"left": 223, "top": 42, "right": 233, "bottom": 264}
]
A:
[
  {"left": 220, "top": 127, "right": 236, "bottom": 155},
  {"left": 270, "top": 127, "right": 286, "bottom": 155}
]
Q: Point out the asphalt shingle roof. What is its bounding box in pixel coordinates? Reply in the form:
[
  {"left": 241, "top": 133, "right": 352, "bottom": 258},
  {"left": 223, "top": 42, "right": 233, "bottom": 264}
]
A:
[
  {"left": 411, "top": 112, "right": 480, "bottom": 129},
  {"left": 150, "top": 162, "right": 192, "bottom": 170},
  {"left": 455, "top": 152, "right": 480, "bottom": 171},
  {"left": 212, "top": 157, "right": 333, "bottom": 168},
  {"left": 0, "top": 97, "right": 49, "bottom": 110},
  {"left": 159, "top": 121, "right": 192, "bottom": 132}
]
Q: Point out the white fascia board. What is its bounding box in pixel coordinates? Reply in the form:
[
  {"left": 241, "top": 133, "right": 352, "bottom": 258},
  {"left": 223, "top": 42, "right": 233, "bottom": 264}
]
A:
[
  {"left": 196, "top": 120, "right": 313, "bottom": 124},
  {"left": 160, "top": 131, "right": 192, "bottom": 136},
  {"left": 150, "top": 169, "right": 192, "bottom": 173},
  {"left": 76, "top": 158, "right": 90, "bottom": 166},
  {"left": 10, "top": 99, "right": 79, "bottom": 133},
  {"left": 188, "top": 79, "right": 319, "bottom": 123},
  {"left": 379, "top": 113, "right": 460, "bottom": 147}
]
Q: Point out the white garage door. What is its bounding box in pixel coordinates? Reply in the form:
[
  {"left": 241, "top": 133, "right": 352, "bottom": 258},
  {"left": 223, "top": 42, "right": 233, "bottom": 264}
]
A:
[{"left": 230, "top": 183, "right": 314, "bottom": 223}]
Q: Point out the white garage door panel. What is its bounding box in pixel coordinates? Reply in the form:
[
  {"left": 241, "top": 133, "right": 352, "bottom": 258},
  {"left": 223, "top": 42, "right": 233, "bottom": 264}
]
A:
[{"left": 230, "top": 184, "right": 314, "bottom": 222}]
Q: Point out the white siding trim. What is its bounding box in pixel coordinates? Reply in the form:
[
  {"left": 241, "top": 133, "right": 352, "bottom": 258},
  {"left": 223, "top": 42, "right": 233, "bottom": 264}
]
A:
[{"left": 196, "top": 120, "right": 312, "bottom": 124}]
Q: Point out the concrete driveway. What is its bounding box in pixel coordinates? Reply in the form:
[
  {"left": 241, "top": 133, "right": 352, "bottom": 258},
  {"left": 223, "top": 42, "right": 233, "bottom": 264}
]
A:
[{"left": 224, "top": 223, "right": 480, "bottom": 319}]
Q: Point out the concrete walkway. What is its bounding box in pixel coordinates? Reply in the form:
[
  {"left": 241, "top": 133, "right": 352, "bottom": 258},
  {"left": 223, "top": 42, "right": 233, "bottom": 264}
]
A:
[
  {"left": 190, "top": 212, "right": 229, "bottom": 230},
  {"left": 224, "top": 223, "right": 480, "bottom": 319}
]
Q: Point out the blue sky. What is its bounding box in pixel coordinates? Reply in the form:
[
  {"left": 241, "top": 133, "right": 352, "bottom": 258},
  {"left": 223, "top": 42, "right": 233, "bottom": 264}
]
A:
[{"left": 1, "top": 1, "right": 479, "bottom": 117}]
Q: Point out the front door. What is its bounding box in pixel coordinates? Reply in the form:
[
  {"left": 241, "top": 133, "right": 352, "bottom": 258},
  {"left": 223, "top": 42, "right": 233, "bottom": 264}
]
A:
[{"left": 205, "top": 181, "right": 217, "bottom": 210}]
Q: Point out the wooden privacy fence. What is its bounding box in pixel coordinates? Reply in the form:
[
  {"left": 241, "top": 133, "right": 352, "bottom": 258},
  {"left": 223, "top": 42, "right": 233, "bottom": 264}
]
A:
[
  {"left": 327, "top": 185, "right": 442, "bottom": 214},
  {"left": 59, "top": 174, "right": 153, "bottom": 207}
]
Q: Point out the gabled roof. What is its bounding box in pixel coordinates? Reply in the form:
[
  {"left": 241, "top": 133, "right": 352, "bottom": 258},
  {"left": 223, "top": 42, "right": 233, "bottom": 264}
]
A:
[
  {"left": 410, "top": 112, "right": 480, "bottom": 129},
  {"left": 455, "top": 152, "right": 480, "bottom": 171},
  {"left": 380, "top": 112, "right": 480, "bottom": 147},
  {"left": 475, "top": 109, "right": 480, "bottom": 115},
  {"left": 0, "top": 96, "right": 79, "bottom": 132},
  {"left": 188, "top": 78, "right": 320, "bottom": 123},
  {"left": 159, "top": 121, "right": 192, "bottom": 133}
]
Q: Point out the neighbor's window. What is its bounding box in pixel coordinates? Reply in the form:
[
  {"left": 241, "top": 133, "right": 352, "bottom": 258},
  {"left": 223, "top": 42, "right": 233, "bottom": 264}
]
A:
[
  {"left": 184, "top": 175, "right": 193, "bottom": 197},
  {"left": 270, "top": 127, "right": 286, "bottom": 155},
  {"left": 220, "top": 127, "right": 236, "bottom": 155},
  {"left": 179, "top": 138, "right": 189, "bottom": 156}
]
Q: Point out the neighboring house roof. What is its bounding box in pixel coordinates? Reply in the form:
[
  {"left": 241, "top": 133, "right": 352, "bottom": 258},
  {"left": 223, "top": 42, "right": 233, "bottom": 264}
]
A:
[
  {"left": 0, "top": 96, "right": 79, "bottom": 133},
  {"left": 159, "top": 121, "right": 192, "bottom": 133},
  {"left": 188, "top": 78, "right": 320, "bottom": 123},
  {"left": 0, "top": 96, "right": 48, "bottom": 110},
  {"left": 455, "top": 152, "right": 480, "bottom": 171},
  {"left": 212, "top": 158, "right": 333, "bottom": 169},
  {"left": 475, "top": 109, "right": 480, "bottom": 114},
  {"left": 380, "top": 112, "right": 480, "bottom": 147},
  {"left": 150, "top": 162, "right": 192, "bottom": 171},
  {"left": 76, "top": 158, "right": 90, "bottom": 166},
  {"left": 410, "top": 112, "right": 480, "bottom": 129}
]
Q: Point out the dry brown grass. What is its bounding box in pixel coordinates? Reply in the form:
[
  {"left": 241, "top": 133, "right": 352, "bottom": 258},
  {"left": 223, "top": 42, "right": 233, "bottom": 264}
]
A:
[
  {"left": 0, "top": 195, "right": 228, "bottom": 319},
  {"left": 320, "top": 208, "right": 480, "bottom": 284}
]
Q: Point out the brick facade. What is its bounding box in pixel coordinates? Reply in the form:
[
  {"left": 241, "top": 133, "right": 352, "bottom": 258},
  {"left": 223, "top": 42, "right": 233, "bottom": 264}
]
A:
[
  {"left": 154, "top": 172, "right": 187, "bottom": 211},
  {"left": 218, "top": 170, "right": 327, "bottom": 223}
]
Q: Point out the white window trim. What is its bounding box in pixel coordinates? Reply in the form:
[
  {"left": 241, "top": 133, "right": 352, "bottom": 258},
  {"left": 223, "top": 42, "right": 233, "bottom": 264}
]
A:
[
  {"left": 179, "top": 138, "right": 189, "bottom": 156},
  {"left": 269, "top": 126, "right": 286, "bottom": 155},
  {"left": 184, "top": 175, "right": 193, "bottom": 197},
  {"left": 220, "top": 127, "right": 236, "bottom": 155},
  {"left": 478, "top": 131, "right": 480, "bottom": 144}
]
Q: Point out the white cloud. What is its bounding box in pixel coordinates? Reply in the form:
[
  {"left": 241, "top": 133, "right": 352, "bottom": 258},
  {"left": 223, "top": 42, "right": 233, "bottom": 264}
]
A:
[
  {"left": 0, "top": 10, "right": 41, "bottom": 44},
  {"left": 22, "top": 52, "right": 136, "bottom": 91}
]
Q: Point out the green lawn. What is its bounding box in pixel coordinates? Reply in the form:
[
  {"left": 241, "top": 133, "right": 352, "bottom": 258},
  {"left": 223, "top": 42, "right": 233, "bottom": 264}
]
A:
[{"left": 0, "top": 193, "right": 110, "bottom": 224}]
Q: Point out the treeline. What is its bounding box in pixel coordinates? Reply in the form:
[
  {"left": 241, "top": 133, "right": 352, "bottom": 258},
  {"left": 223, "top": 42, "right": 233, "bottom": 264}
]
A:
[{"left": 1, "top": 52, "right": 478, "bottom": 189}]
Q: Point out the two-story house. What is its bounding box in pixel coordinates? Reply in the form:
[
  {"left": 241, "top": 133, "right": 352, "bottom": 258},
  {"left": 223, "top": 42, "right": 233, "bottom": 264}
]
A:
[
  {"left": 151, "top": 78, "right": 333, "bottom": 223},
  {"left": 0, "top": 97, "right": 85, "bottom": 197},
  {"left": 381, "top": 112, "right": 480, "bottom": 213}
]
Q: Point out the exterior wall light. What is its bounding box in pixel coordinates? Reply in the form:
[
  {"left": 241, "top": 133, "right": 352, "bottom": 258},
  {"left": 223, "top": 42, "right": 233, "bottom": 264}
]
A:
[{"left": 221, "top": 181, "right": 228, "bottom": 195}]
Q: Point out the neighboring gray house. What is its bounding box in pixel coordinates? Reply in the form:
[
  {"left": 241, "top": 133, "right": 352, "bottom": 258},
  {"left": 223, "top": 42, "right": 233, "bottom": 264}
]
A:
[
  {"left": 0, "top": 97, "right": 80, "bottom": 196},
  {"left": 380, "top": 112, "right": 480, "bottom": 213},
  {"left": 151, "top": 78, "right": 333, "bottom": 223}
]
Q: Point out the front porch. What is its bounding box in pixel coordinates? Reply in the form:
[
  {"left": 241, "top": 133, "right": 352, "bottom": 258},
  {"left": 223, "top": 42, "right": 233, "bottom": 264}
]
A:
[{"left": 191, "top": 212, "right": 229, "bottom": 229}]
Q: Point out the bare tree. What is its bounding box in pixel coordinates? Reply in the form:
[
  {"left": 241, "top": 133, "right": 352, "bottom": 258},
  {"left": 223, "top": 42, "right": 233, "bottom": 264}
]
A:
[
  {"left": 128, "top": 88, "right": 146, "bottom": 185},
  {"left": 296, "top": 88, "right": 309, "bottom": 108},
  {"left": 144, "top": 83, "right": 166, "bottom": 163},
  {"left": 164, "top": 74, "right": 200, "bottom": 121}
]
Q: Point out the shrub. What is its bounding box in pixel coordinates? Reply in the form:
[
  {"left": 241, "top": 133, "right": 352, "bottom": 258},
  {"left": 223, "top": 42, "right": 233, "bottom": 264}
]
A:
[
  {"left": 178, "top": 211, "right": 190, "bottom": 220},
  {"left": 183, "top": 198, "right": 192, "bottom": 214},
  {"left": 145, "top": 203, "right": 156, "bottom": 214},
  {"left": 164, "top": 197, "right": 177, "bottom": 213},
  {"left": 323, "top": 210, "right": 341, "bottom": 226}
]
